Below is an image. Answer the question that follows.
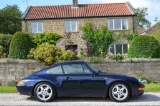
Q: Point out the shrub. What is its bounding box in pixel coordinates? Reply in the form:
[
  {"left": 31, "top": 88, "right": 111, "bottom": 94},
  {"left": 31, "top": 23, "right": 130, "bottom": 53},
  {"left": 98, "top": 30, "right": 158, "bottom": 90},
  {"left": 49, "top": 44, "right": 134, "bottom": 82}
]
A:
[
  {"left": 28, "top": 43, "right": 79, "bottom": 65},
  {"left": 152, "top": 30, "right": 160, "bottom": 42},
  {"left": 9, "top": 32, "right": 33, "bottom": 59},
  {"left": 108, "top": 54, "right": 124, "bottom": 62},
  {"left": 128, "top": 35, "right": 160, "bottom": 58},
  {"left": 60, "top": 50, "right": 79, "bottom": 62},
  {"left": 33, "top": 32, "right": 62, "bottom": 45},
  {"left": 0, "top": 34, "right": 12, "bottom": 55}
]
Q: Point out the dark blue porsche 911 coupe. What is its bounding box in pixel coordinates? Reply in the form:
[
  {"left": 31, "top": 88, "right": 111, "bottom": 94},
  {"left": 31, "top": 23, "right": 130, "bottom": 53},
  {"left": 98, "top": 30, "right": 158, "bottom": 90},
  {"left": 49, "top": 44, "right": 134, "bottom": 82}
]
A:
[{"left": 16, "top": 60, "right": 144, "bottom": 102}]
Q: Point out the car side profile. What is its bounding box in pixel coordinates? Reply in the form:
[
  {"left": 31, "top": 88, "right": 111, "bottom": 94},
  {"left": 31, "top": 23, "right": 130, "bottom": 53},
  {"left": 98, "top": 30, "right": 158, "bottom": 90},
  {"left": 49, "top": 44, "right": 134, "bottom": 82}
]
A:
[{"left": 16, "top": 60, "right": 144, "bottom": 102}]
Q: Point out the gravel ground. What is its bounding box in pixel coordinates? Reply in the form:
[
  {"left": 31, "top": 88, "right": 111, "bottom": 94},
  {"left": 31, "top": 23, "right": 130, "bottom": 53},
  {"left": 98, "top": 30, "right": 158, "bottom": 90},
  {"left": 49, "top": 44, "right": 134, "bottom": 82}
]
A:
[{"left": 0, "top": 93, "right": 160, "bottom": 106}]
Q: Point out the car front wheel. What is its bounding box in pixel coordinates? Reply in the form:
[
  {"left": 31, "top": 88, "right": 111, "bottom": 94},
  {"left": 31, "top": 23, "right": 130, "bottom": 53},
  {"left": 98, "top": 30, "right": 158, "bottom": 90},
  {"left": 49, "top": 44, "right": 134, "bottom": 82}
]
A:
[
  {"left": 109, "top": 82, "right": 130, "bottom": 102},
  {"left": 34, "top": 82, "right": 55, "bottom": 102}
]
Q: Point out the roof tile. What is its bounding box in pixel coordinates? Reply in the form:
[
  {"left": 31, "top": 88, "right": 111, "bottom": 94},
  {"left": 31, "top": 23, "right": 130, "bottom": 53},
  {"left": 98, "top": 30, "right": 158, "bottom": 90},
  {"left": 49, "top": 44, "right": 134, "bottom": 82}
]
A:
[{"left": 25, "top": 3, "right": 134, "bottom": 19}]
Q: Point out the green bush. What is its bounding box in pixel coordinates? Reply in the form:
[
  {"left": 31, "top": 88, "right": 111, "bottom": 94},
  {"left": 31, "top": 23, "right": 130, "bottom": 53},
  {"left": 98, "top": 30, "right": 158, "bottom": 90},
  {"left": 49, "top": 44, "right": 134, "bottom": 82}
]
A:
[
  {"left": 60, "top": 50, "right": 79, "bottom": 62},
  {"left": 0, "top": 34, "right": 12, "bottom": 55},
  {"left": 152, "top": 30, "right": 160, "bottom": 42},
  {"left": 9, "top": 32, "right": 33, "bottom": 59},
  {"left": 33, "top": 32, "right": 62, "bottom": 45},
  {"left": 108, "top": 54, "right": 124, "bottom": 62},
  {"left": 128, "top": 35, "right": 160, "bottom": 58},
  {"left": 28, "top": 43, "right": 79, "bottom": 65}
]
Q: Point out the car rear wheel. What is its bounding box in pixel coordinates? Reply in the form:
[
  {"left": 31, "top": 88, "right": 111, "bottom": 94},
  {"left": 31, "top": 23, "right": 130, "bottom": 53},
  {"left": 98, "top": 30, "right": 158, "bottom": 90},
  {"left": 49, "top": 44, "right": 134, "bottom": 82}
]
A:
[
  {"left": 109, "top": 82, "right": 130, "bottom": 102},
  {"left": 34, "top": 82, "right": 55, "bottom": 102}
]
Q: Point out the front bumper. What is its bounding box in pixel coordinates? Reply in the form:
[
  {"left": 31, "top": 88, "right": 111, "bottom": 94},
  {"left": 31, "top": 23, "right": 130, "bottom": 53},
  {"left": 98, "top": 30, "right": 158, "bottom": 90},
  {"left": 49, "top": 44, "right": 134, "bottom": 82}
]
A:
[
  {"left": 16, "top": 85, "right": 33, "bottom": 96},
  {"left": 132, "top": 82, "right": 145, "bottom": 96}
]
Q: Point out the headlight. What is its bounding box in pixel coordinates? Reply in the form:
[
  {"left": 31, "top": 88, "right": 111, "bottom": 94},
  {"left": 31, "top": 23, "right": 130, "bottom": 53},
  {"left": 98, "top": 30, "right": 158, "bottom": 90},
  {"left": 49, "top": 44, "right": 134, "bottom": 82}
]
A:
[{"left": 17, "top": 81, "right": 24, "bottom": 85}]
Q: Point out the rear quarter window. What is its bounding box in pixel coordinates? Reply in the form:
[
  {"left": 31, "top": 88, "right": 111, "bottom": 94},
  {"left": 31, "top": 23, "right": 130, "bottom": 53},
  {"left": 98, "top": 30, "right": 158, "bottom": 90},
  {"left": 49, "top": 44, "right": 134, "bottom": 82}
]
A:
[{"left": 46, "top": 65, "right": 63, "bottom": 74}]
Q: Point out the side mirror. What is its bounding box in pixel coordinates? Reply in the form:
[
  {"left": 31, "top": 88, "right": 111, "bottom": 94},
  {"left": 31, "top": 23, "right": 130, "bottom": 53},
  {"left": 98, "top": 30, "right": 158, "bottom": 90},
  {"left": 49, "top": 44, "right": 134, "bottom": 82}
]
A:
[{"left": 93, "top": 72, "right": 98, "bottom": 77}]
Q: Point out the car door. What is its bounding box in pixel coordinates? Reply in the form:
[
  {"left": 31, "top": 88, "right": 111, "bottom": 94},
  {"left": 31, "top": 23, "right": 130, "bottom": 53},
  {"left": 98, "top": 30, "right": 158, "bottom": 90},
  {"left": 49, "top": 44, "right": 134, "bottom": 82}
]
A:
[
  {"left": 78, "top": 63, "right": 106, "bottom": 97},
  {"left": 58, "top": 62, "right": 106, "bottom": 97},
  {"left": 58, "top": 63, "right": 84, "bottom": 97}
]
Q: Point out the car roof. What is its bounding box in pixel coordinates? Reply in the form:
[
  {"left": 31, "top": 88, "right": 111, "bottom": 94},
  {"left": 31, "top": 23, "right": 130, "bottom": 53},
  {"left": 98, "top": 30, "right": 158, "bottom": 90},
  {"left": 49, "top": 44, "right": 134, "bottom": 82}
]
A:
[{"left": 54, "top": 60, "right": 87, "bottom": 65}]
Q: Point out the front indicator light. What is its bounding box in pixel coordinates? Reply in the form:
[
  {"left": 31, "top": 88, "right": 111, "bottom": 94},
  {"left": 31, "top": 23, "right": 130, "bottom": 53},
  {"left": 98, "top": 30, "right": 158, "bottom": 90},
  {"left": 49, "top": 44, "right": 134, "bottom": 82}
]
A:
[
  {"left": 138, "top": 87, "right": 145, "bottom": 91},
  {"left": 18, "top": 81, "right": 24, "bottom": 85}
]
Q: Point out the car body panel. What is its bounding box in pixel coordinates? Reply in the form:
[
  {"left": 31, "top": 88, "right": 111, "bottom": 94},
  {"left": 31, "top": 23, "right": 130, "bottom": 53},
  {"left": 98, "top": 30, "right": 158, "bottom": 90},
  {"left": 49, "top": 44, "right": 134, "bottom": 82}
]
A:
[{"left": 16, "top": 60, "right": 144, "bottom": 98}]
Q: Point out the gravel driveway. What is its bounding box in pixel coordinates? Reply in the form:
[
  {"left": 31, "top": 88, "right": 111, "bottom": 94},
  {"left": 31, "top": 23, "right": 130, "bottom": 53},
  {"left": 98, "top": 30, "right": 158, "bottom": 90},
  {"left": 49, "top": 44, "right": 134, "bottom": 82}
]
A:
[{"left": 0, "top": 93, "right": 160, "bottom": 106}]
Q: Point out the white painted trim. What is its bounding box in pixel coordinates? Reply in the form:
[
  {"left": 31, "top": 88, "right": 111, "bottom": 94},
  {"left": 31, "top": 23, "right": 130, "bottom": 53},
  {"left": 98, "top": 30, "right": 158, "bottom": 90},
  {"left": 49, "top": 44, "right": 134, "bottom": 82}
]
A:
[
  {"left": 125, "top": 2, "right": 134, "bottom": 15},
  {"left": 65, "top": 20, "right": 78, "bottom": 32},
  {"left": 108, "top": 18, "right": 128, "bottom": 30},
  {"left": 31, "top": 22, "right": 43, "bottom": 34}
]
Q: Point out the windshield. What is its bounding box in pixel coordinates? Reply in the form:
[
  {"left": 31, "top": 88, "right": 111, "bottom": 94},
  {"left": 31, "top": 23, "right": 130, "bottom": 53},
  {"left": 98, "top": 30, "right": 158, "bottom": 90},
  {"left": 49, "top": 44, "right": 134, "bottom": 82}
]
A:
[{"left": 88, "top": 64, "right": 99, "bottom": 73}]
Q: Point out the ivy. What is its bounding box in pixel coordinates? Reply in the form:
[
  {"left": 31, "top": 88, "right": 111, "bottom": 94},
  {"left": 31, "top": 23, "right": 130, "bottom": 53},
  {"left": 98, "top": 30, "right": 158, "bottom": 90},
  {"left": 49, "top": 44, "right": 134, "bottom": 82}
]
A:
[
  {"left": 114, "top": 31, "right": 139, "bottom": 43},
  {"left": 82, "top": 22, "right": 113, "bottom": 56}
]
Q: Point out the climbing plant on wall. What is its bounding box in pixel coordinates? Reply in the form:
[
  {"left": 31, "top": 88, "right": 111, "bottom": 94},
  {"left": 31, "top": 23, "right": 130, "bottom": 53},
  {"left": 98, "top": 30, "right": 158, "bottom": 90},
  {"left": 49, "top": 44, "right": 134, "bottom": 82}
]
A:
[{"left": 82, "top": 22, "right": 114, "bottom": 56}]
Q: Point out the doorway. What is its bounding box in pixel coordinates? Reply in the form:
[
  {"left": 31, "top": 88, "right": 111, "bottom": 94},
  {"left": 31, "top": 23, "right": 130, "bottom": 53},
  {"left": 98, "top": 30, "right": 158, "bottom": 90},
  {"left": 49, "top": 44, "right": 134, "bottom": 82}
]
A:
[{"left": 65, "top": 45, "right": 78, "bottom": 54}]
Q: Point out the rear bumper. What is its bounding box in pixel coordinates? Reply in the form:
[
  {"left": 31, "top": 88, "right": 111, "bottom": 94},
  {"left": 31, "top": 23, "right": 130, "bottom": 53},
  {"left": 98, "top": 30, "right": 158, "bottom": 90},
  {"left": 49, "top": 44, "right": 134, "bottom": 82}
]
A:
[{"left": 16, "top": 85, "right": 33, "bottom": 96}]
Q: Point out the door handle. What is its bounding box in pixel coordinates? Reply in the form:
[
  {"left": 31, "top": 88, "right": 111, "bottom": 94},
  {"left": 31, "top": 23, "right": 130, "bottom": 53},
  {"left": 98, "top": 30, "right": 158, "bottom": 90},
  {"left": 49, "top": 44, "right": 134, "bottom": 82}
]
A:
[{"left": 65, "top": 77, "right": 72, "bottom": 80}]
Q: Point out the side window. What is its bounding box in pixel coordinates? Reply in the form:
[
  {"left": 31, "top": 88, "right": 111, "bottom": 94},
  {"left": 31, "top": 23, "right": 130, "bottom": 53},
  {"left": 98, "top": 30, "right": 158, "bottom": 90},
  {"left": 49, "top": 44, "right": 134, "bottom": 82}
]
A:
[
  {"left": 65, "top": 21, "right": 77, "bottom": 32},
  {"left": 31, "top": 22, "right": 43, "bottom": 34},
  {"left": 46, "top": 65, "right": 63, "bottom": 74},
  {"left": 63, "top": 64, "right": 84, "bottom": 74},
  {"left": 82, "top": 64, "right": 92, "bottom": 74}
]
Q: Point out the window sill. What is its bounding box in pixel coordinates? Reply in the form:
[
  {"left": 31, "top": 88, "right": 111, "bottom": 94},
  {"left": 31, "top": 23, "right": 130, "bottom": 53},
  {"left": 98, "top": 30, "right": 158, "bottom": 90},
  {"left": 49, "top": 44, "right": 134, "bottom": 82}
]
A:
[
  {"left": 65, "top": 31, "right": 79, "bottom": 33},
  {"left": 109, "top": 29, "right": 128, "bottom": 31},
  {"left": 31, "top": 32, "right": 43, "bottom": 34}
]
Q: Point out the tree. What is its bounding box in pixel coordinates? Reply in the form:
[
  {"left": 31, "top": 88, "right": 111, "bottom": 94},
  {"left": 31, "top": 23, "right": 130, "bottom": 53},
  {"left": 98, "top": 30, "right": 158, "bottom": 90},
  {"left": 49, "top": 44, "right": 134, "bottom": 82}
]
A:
[
  {"left": 153, "top": 17, "right": 159, "bottom": 24},
  {"left": 136, "top": 8, "right": 151, "bottom": 27},
  {"left": 0, "top": 5, "right": 22, "bottom": 34},
  {"left": 9, "top": 32, "right": 33, "bottom": 59}
]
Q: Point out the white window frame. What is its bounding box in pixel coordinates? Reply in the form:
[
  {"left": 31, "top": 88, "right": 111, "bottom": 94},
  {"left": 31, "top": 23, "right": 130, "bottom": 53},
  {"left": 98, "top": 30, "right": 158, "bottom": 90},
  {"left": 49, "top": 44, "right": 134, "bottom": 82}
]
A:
[
  {"left": 109, "top": 44, "right": 129, "bottom": 55},
  {"left": 108, "top": 18, "right": 128, "bottom": 30},
  {"left": 65, "top": 20, "right": 78, "bottom": 32},
  {"left": 31, "top": 22, "right": 43, "bottom": 34}
]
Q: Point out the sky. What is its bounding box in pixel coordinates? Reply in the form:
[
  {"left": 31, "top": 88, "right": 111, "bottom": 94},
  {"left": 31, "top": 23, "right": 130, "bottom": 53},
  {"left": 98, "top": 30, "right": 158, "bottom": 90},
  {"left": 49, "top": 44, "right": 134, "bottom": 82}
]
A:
[{"left": 0, "top": 0, "right": 160, "bottom": 26}]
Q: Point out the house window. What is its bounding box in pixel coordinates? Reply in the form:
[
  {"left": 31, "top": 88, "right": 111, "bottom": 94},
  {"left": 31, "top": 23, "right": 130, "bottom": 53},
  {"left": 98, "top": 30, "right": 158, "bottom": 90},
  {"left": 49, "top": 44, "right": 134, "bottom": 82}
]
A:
[
  {"left": 31, "top": 22, "right": 43, "bottom": 34},
  {"left": 109, "top": 44, "right": 128, "bottom": 55},
  {"left": 65, "top": 21, "right": 77, "bottom": 32},
  {"left": 108, "top": 18, "right": 128, "bottom": 30}
]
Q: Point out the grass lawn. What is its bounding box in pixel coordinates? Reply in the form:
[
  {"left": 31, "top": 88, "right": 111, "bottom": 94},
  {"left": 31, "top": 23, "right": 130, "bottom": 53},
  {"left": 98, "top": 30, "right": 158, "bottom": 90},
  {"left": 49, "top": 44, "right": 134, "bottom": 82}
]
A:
[
  {"left": 0, "top": 86, "right": 17, "bottom": 93},
  {"left": 144, "top": 83, "right": 160, "bottom": 92},
  {"left": 0, "top": 83, "right": 160, "bottom": 93}
]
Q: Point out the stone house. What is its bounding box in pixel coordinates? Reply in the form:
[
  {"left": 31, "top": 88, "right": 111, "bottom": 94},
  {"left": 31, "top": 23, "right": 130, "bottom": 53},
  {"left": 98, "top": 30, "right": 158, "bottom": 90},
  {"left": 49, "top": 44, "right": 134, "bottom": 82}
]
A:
[
  {"left": 21, "top": 0, "right": 137, "bottom": 55},
  {"left": 142, "top": 22, "right": 160, "bottom": 34}
]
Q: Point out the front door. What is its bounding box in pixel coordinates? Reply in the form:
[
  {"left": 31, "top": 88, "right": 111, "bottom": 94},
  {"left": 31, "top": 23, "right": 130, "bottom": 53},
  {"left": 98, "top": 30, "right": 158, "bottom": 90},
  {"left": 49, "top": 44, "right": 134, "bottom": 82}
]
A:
[
  {"left": 65, "top": 45, "right": 78, "bottom": 54},
  {"left": 58, "top": 63, "right": 106, "bottom": 97}
]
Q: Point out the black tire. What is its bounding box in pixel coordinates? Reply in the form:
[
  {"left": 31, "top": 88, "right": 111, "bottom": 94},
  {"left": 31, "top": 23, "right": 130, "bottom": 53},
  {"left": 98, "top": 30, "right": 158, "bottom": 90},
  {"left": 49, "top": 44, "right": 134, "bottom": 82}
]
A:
[
  {"left": 109, "top": 82, "right": 130, "bottom": 102},
  {"left": 34, "top": 82, "right": 56, "bottom": 102}
]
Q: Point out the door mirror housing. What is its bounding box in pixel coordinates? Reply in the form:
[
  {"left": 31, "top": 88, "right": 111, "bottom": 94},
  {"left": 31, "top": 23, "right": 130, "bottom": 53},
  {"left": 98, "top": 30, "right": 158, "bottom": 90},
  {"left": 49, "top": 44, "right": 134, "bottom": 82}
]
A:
[{"left": 93, "top": 71, "right": 99, "bottom": 77}]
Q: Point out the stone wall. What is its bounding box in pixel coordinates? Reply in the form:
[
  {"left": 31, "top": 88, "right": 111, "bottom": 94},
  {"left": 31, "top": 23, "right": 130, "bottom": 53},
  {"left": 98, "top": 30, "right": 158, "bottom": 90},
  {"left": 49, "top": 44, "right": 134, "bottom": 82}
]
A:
[
  {"left": 1, "top": 58, "right": 160, "bottom": 86},
  {"left": 0, "top": 59, "right": 45, "bottom": 86},
  {"left": 92, "top": 58, "right": 160, "bottom": 81}
]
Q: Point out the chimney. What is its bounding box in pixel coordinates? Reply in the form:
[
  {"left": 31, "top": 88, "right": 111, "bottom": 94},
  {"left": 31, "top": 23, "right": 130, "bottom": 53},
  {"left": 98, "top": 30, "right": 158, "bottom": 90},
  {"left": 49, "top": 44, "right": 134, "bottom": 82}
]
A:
[{"left": 73, "top": 0, "right": 78, "bottom": 7}]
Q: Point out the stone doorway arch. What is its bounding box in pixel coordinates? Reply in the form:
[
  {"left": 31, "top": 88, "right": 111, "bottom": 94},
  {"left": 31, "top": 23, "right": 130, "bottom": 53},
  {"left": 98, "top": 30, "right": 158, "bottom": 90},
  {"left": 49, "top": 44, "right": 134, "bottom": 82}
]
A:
[{"left": 56, "top": 33, "right": 88, "bottom": 55}]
